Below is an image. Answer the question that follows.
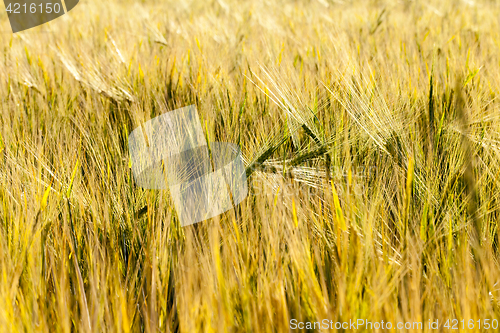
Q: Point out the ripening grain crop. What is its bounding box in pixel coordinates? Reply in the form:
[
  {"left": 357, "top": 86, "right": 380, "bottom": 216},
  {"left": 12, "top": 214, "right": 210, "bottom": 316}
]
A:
[{"left": 1, "top": 0, "right": 500, "bottom": 332}]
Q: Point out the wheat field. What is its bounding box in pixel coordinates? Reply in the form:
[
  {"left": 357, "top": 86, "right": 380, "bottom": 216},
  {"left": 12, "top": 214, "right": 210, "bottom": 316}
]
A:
[{"left": 1, "top": 0, "right": 500, "bottom": 332}]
